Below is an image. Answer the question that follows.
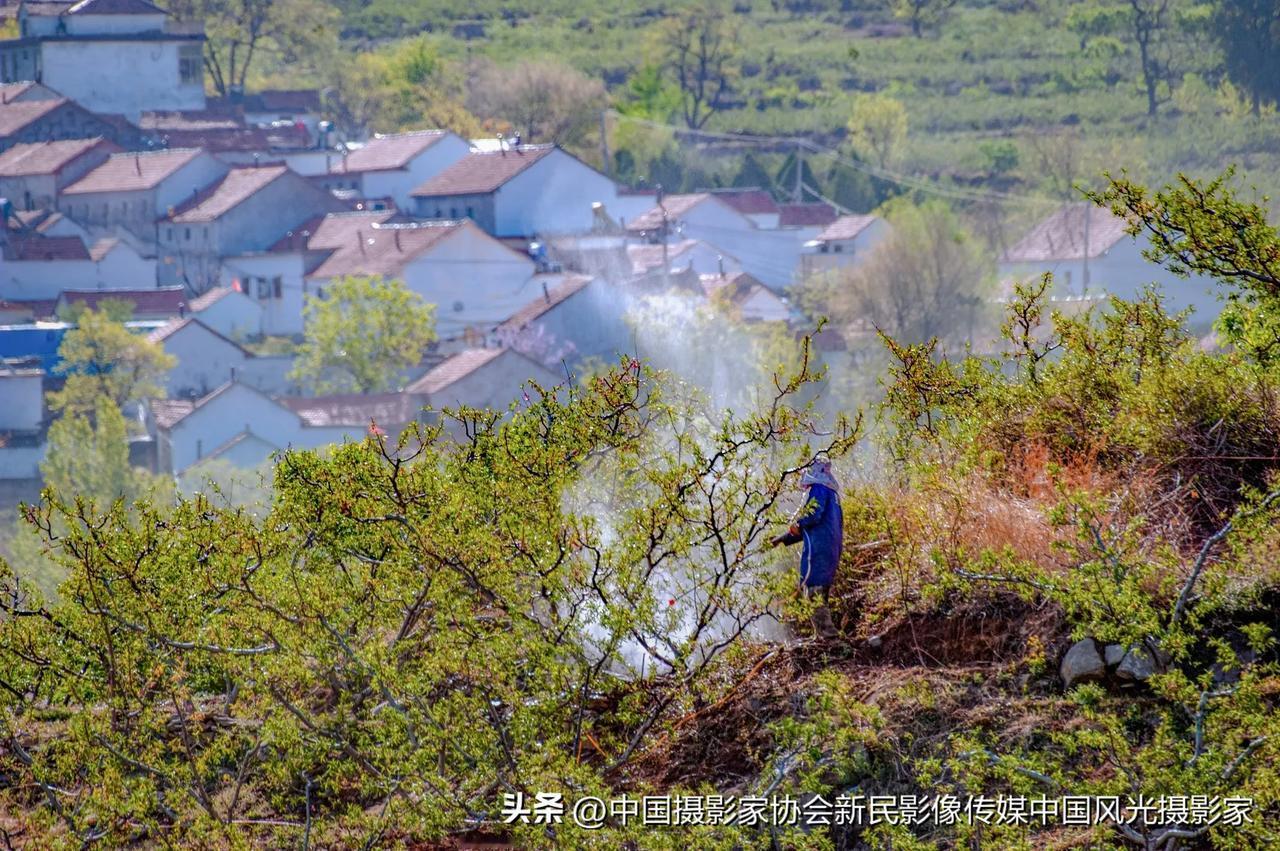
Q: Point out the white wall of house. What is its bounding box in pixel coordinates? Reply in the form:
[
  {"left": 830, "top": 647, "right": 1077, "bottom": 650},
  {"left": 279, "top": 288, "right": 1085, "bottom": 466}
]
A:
[
  {"left": 158, "top": 322, "right": 250, "bottom": 399},
  {"left": 237, "top": 355, "right": 300, "bottom": 396},
  {"left": 0, "top": 173, "right": 55, "bottom": 211},
  {"left": 221, "top": 253, "right": 306, "bottom": 337},
  {"left": 680, "top": 224, "right": 812, "bottom": 291},
  {"left": 397, "top": 228, "right": 538, "bottom": 340},
  {"left": 417, "top": 350, "right": 560, "bottom": 411},
  {"left": 191, "top": 288, "right": 263, "bottom": 340},
  {"left": 509, "top": 278, "right": 632, "bottom": 364},
  {"left": 737, "top": 287, "right": 791, "bottom": 323},
  {"left": 360, "top": 136, "right": 470, "bottom": 210},
  {"left": 40, "top": 40, "right": 205, "bottom": 119},
  {"left": 998, "top": 239, "right": 1222, "bottom": 329},
  {"left": 0, "top": 371, "right": 42, "bottom": 430},
  {"left": 800, "top": 219, "right": 891, "bottom": 278},
  {"left": 61, "top": 153, "right": 226, "bottom": 240},
  {"left": 0, "top": 443, "right": 45, "bottom": 480},
  {"left": 160, "top": 384, "right": 299, "bottom": 473},
  {"left": 0, "top": 248, "right": 158, "bottom": 300},
  {"left": 494, "top": 150, "right": 619, "bottom": 237}
]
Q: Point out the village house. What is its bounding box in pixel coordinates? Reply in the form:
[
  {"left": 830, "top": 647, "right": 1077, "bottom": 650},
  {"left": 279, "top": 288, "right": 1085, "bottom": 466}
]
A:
[
  {"left": 999, "top": 203, "right": 1220, "bottom": 325},
  {"left": 156, "top": 163, "right": 345, "bottom": 291},
  {"left": 799, "top": 214, "right": 889, "bottom": 277},
  {"left": 626, "top": 239, "right": 743, "bottom": 282},
  {"left": 404, "top": 347, "right": 560, "bottom": 412},
  {"left": 411, "top": 144, "right": 619, "bottom": 238},
  {"left": 186, "top": 284, "right": 262, "bottom": 339},
  {"left": 308, "top": 130, "right": 470, "bottom": 211},
  {"left": 58, "top": 147, "right": 227, "bottom": 242},
  {"left": 625, "top": 192, "right": 826, "bottom": 290},
  {"left": 0, "top": 136, "right": 119, "bottom": 210},
  {"left": 207, "top": 88, "right": 325, "bottom": 142},
  {"left": 0, "top": 229, "right": 156, "bottom": 299},
  {"left": 493, "top": 274, "right": 631, "bottom": 366},
  {"left": 222, "top": 209, "right": 403, "bottom": 338},
  {"left": 698, "top": 270, "right": 792, "bottom": 323},
  {"left": 0, "top": 361, "right": 45, "bottom": 492},
  {"left": 54, "top": 285, "right": 185, "bottom": 319},
  {"left": 303, "top": 218, "right": 543, "bottom": 343},
  {"left": 710, "top": 188, "right": 781, "bottom": 229},
  {"left": 2, "top": 0, "right": 206, "bottom": 120},
  {"left": 0, "top": 81, "right": 138, "bottom": 151},
  {"left": 148, "top": 315, "right": 250, "bottom": 399},
  {"left": 149, "top": 381, "right": 426, "bottom": 474}
]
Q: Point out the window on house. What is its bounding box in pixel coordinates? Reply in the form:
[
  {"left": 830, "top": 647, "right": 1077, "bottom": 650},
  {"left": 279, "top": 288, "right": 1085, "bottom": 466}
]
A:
[
  {"left": 272, "top": 276, "right": 283, "bottom": 299},
  {"left": 450, "top": 207, "right": 457, "bottom": 218},
  {"left": 256, "top": 277, "right": 271, "bottom": 299},
  {"left": 101, "top": 203, "right": 108, "bottom": 218},
  {"left": 196, "top": 439, "right": 203, "bottom": 460},
  {"left": 178, "top": 45, "right": 202, "bottom": 85},
  {"left": 434, "top": 208, "right": 442, "bottom": 218},
  {"left": 184, "top": 228, "right": 191, "bottom": 241},
  {"left": 819, "top": 244, "right": 829, "bottom": 253},
  {"left": 466, "top": 206, "right": 474, "bottom": 219},
  {"left": 166, "top": 227, "right": 173, "bottom": 241},
  {"left": 832, "top": 244, "right": 843, "bottom": 253}
]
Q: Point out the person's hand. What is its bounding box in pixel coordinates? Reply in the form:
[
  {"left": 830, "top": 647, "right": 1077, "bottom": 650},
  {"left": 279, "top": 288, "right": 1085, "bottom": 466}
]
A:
[{"left": 788, "top": 524, "right": 800, "bottom": 537}]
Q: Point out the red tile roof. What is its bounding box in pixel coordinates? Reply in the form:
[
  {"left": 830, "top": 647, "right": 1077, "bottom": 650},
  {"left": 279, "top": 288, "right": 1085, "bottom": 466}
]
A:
[
  {"left": 1002, "top": 204, "right": 1131, "bottom": 263},
  {"left": 0, "top": 98, "right": 67, "bottom": 138},
  {"left": 778, "top": 203, "right": 838, "bottom": 227},
  {"left": 67, "top": 0, "right": 166, "bottom": 14},
  {"left": 206, "top": 89, "right": 322, "bottom": 116},
  {"left": 279, "top": 392, "right": 420, "bottom": 427},
  {"left": 308, "top": 220, "right": 465, "bottom": 280},
  {"left": 712, "top": 189, "right": 779, "bottom": 215},
  {"left": 188, "top": 286, "right": 237, "bottom": 311},
  {"left": 626, "top": 239, "right": 698, "bottom": 275},
  {"left": 496, "top": 274, "right": 594, "bottom": 331},
  {"left": 404, "top": 348, "right": 504, "bottom": 395},
  {"left": 6, "top": 234, "right": 90, "bottom": 261},
  {"left": 625, "top": 193, "right": 713, "bottom": 232},
  {"left": 61, "top": 148, "right": 204, "bottom": 195},
  {"left": 411, "top": 145, "right": 556, "bottom": 197},
  {"left": 0, "top": 137, "right": 113, "bottom": 177},
  {"left": 150, "top": 397, "right": 196, "bottom": 429},
  {"left": 87, "top": 237, "right": 118, "bottom": 261},
  {"left": 58, "top": 287, "right": 187, "bottom": 317},
  {"left": 269, "top": 210, "right": 398, "bottom": 253},
  {"left": 329, "top": 131, "right": 452, "bottom": 174},
  {"left": 166, "top": 164, "right": 287, "bottom": 223},
  {"left": 815, "top": 214, "right": 879, "bottom": 242},
  {"left": 146, "top": 317, "right": 248, "bottom": 355}
]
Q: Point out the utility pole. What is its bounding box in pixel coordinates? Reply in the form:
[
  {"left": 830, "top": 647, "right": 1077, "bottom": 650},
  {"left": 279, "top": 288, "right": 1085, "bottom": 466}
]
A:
[
  {"left": 793, "top": 140, "right": 803, "bottom": 203},
  {"left": 657, "top": 184, "right": 669, "bottom": 290},
  {"left": 599, "top": 110, "right": 611, "bottom": 178},
  {"left": 1081, "top": 200, "right": 1091, "bottom": 296}
]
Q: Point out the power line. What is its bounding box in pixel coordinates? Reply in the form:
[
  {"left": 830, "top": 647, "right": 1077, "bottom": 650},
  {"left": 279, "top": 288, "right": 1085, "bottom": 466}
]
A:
[{"left": 605, "top": 110, "right": 1054, "bottom": 207}]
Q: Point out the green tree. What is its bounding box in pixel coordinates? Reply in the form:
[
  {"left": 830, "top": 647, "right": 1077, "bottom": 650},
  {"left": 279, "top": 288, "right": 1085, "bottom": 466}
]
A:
[
  {"left": 0, "top": 355, "right": 857, "bottom": 846},
  {"left": 47, "top": 308, "right": 175, "bottom": 420},
  {"left": 165, "top": 0, "right": 339, "bottom": 97},
  {"left": 467, "top": 59, "right": 607, "bottom": 147},
  {"left": 655, "top": 2, "right": 738, "bottom": 129},
  {"left": 845, "top": 92, "right": 909, "bottom": 171},
  {"left": 892, "top": 0, "right": 958, "bottom": 37},
  {"left": 1212, "top": 0, "right": 1280, "bottom": 115},
  {"left": 291, "top": 275, "right": 437, "bottom": 394},
  {"left": 812, "top": 199, "right": 992, "bottom": 346},
  {"left": 1092, "top": 168, "right": 1280, "bottom": 366}
]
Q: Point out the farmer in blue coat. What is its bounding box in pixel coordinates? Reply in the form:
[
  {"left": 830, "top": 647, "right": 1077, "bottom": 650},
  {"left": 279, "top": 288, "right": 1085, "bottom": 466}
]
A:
[{"left": 772, "top": 458, "right": 844, "bottom": 637}]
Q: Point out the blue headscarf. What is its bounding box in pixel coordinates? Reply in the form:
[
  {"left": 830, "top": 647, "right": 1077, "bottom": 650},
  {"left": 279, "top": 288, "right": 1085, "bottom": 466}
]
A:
[{"left": 800, "top": 458, "right": 839, "bottom": 492}]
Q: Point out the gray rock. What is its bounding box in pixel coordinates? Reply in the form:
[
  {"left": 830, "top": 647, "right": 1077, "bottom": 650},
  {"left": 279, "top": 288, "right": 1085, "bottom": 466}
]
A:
[
  {"left": 1104, "top": 644, "right": 1126, "bottom": 667},
  {"left": 1116, "top": 643, "right": 1168, "bottom": 682},
  {"left": 1060, "top": 639, "right": 1106, "bottom": 688}
]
